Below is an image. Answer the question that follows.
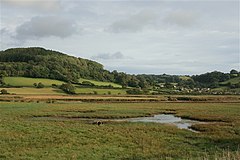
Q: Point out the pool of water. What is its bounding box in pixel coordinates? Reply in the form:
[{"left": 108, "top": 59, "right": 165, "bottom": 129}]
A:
[
  {"left": 127, "top": 114, "right": 201, "bottom": 131},
  {"left": 32, "top": 114, "right": 203, "bottom": 132}
]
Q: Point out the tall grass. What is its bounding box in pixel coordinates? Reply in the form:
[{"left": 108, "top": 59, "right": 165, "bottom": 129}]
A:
[{"left": 0, "top": 102, "right": 239, "bottom": 159}]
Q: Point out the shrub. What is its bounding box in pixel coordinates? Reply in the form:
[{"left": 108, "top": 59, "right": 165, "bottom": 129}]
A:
[
  {"left": 36, "top": 82, "right": 44, "bottom": 88},
  {"left": 0, "top": 89, "right": 8, "bottom": 94},
  {"left": 82, "top": 81, "right": 95, "bottom": 86},
  {"left": 126, "top": 88, "right": 143, "bottom": 95},
  {"left": 60, "top": 83, "right": 76, "bottom": 94},
  {"left": 52, "top": 84, "right": 58, "bottom": 88}
]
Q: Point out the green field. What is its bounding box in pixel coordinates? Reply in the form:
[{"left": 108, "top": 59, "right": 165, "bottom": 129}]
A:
[
  {"left": 0, "top": 102, "right": 239, "bottom": 159},
  {"left": 0, "top": 87, "right": 126, "bottom": 95},
  {"left": 0, "top": 87, "right": 66, "bottom": 95},
  {"left": 75, "top": 87, "right": 126, "bottom": 95},
  {"left": 179, "top": 76, "right": 192, "bottom": 80},
  {"left": 79, "top": 78, "right": 122, "bottom": 88},
  {"left": 220, "top": 77, "right": 240, "bottom": 85},
  {"left": 3, "top": 77, "right": 65, "bottom": 87}
]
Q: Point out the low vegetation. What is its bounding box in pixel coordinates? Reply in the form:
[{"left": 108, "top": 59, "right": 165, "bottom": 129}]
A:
[
  {"left": 0, "top": 102, "right": 239, "bottom": 159},
  {"left": 2, "top": 77, "right": 65, "bottom": 87},
  {"left": 79, "top": 78, "right": 122, "bottom": 88}
]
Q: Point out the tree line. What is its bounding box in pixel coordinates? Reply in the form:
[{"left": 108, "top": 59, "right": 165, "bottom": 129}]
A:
[{"left": 0, "top": 47, "right": 239, "bottom": 89}]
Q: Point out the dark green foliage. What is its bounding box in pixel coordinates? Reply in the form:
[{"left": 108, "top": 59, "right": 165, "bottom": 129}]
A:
[
  {"left": 0, "top": 47, "right": 107, "bottom": 83},
  {"left": 230, "top": 69, "right": 239, "bottom": 74},
  {"left": 36, "top": 82, "right": 44, "bottom": 88},
  {"left": 164, "top": 82, "right": 174, "bottom": 89},
  {"left": 192, "top": 71, "right": 232, "bottom": 88},
  {"left": 227, "top": 82, "right": 240, "bottom": 89},
  {"left": 81, "top": 81, "right": 95, "bottom": 86},
  {"left": 126, "top": 88, "right": 143, "bottom": 95},
  {"left": 51, "top": 84, "right": 58, "bottom": 88},
  {"left": 60, "top": 83, "right": 76, "bottom": 94},
  {"left": 0, "top": 76, "right": 4, "bottom": 86},
  {"left": 0, "top": 89, "right": 8, "bottom": 94}
]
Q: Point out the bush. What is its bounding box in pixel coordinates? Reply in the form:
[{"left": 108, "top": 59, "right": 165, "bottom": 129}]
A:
[
  {"left": 126, "top": 88, "right": 143, "bottom": 95},
  {"left": 82, "top": 81, "right": 95, "bottom": 86},
  {"left": 52, "top": 84, "right": 58, "bottom": 88},
  {"left": 0, "top": 89, "right": 8, "bottom": 94},
  {"left": 60, "top": 83, "right": 76, "bottom": 94},
  {"left": 36, "top": 82, "right": 44, "bottom": 88}
]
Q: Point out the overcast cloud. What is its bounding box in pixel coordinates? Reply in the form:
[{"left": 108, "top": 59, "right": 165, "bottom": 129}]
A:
[
  {"left": 15, "top": 16, "right": 77, "bottom": 40},
  {"left": 92, "top": 52, "right": 126, "bottom": 60},
  {"left": 0, "top": 0, "right": 239, "bottom": 75},
  {"left": 107, "top": 10, "right": 157, "bottom": 33}
]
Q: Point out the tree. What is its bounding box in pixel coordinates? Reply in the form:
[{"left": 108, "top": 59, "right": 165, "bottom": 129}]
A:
[
  {"left": 60, "top": 83, "right": 76, "bottom": 94},
  {"left": 0, "top": 89, "right": 8, "bottom": 94},
  {"left": 164, "top": 82, "right": 173, "bottom": 89},
  {"left": 36, "top": 82, "right": 44, "bottom": 88},
  {"left": 126, "top": 88, "right": 143, "bottom": 95},
  {"left": 230, "top": 69, "right": 238, "bottom": 74}
]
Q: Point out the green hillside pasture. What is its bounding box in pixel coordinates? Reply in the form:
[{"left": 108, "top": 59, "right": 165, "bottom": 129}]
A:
[
  {"left": 75, "top": 87, "right": 126, "bottom": 95},
  {"left": 0, "top": 87, "right": 65, "bottom": 95},
  {"left": 212, "top": 87, "right": 240, "bottom": 93},
  {"left": 220, "top": 77, "right": 240, "bottom": 85},
  {"left": 3, "top": 77, "right": 66, "bottom": 87},
  {"left": 179, "top": 76, "right": 192, "bottom": 80},
  {"left": 0, "top": 102, "right": 239, "bottom": 159},
  {"left": 79, "top": 78, "right": 122, "bottom": 88}
]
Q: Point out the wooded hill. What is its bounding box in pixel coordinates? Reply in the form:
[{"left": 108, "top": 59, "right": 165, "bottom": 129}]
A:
[
  {"left": 0, "top": 47, "right": 239, "bottom": 90},
  {"left": 0, "top": 47, "right": 112, "bottom": 83}
]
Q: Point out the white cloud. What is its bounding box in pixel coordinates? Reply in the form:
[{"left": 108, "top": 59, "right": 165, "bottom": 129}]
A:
[
  {"left": 1, "top": 0, "right": 61, "bottom": 12},
  {"left": 107, "top": 10, "right": 157, "bottom": 33},
  {"left": 92, "top": 52, "right": 125, "bottom": 60},
  {"left": 15, "top": 16, "right": 77, "bottom": 40},
  {"left": 164, "top": 10, "right": 198, "bottom": 27},
  {"left": 1, "top": 1, "right": 239, "bottom": 74}
]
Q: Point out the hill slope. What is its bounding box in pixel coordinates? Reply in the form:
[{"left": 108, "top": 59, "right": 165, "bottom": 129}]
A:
[
  {"left": 0, "top": 47, "right": 113, "bottom": 83},
  {"left": 2, "top": 77, "right": 65, "bottom": 87}
]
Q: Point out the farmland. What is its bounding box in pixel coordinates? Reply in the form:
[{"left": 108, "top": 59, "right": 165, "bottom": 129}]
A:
[
  {"left": 1, "top": 77, "right": 126, "bottom": 95},
  {"left": 2, "top": 77, "right": 65, "bottom": 87},
  {"left": 0, "top": 101, "right": 239, "bottom": 159},
  {"left": 0, "top": 87, "right": 66, "bottom": 95},
  {"left": 79, "top": 78, "right": 122, "bottom": 88}
]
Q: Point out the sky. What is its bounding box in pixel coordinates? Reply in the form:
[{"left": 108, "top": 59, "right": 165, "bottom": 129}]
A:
[{"left": 0, "top": 0, "right": 239, "bottom": 75}]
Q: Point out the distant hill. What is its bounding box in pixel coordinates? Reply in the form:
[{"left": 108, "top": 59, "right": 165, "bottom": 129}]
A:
[
  {"left": 220, "top": 77, "right": 240, "bottom": 85},
  {"left": 0, "top": 47, "right": 114, "bottom": 83},
  {"left": 0, "top": 47, "right": 239, "bottom": 92}
]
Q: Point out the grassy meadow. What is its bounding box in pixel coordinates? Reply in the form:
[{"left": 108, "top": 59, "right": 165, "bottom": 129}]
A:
[
  {"left": 1, "top": 77, "right": 126, "bottom": 95},
  {"left": 0, "top": 87, "right": 66, "bottom": 95},
  {"left": 3, "top": 77, "right": 65, "bottom": 87},
  {"left": 79, "top": 78, "right": 122, "bottom": 88},
  {"left": 0, "top": 102, "right": 239, "bottom": 159},
  {"left": 0, "top": 87, "right": 126, "bottom": 95},
  {"left": 75, "top": 88, "right": 126, "bottom": 95},
  {"left": 220, "top": 77, "right": 240, "bottom": 85}
]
